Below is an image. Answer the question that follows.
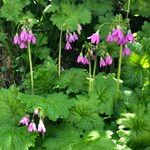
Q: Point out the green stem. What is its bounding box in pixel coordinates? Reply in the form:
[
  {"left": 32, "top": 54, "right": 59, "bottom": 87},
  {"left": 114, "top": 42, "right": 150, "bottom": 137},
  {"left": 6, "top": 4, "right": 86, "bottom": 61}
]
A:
[
  {"left": 98, "top": 22, "right": 110, "bottom": 30},
  {"left": 126, "top": 0, "right": 131, "bottom": 19},
  {"left": 88, "top": 57, "right": 92, "bottom": 94},
  {"left": 117, "top": 45, "right": 123, "bottom": 99},
  {"left": 91, "top": 56, "right": 97, "bottom": 91},
  {"left": 27, "top": 44, "right": 34, "bottom": 94},
  {"left": 58, "top": 27, "right": 63, "bottom": 77}
]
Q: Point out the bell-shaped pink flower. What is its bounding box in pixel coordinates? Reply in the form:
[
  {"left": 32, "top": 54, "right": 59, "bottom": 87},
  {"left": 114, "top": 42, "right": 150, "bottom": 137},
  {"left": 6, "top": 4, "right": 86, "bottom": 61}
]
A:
[
  {"left": 38, "top": 119, "right": 46, "bottom": 133},
  {"left": 105, "top": 54, "right": 113, "bottom": 65},
  {"left": 73, "top": 32, "right": 78, "bottom": 40},
  {"left": 28, "top": 122, "right": 37, "bottom": 132},
  {"left": 19, "top": 42, "right": 27, "bottom": 49},
  {"left": 99, "top": 57, "right": 106, "bottom": 67},
  {"left": 13, "top": 34, "right": 20, "bottom": 45},
  {"left": 68, "top": 33, "right": 75, "bottom": 43},
  {"left": 106, "top": 33, "right": 113, "bottom": 43},
  {"left": 77, "top": 53, "right": 85, "bottom": 64},
  {"left": 83, "top": 56, "right": 89, "bottom": 65},
  {"left": 65, "top": 41, "right": 72, "bottom": 50},
  {"left": 20, "top": 28, "right": 28, "bottom": 42},
  {"left": 87, "top": 31, "right": 100, "bottom": 45},
  {"left": 20, "top": 115, "right": 30, "bottom": 126},
  {"left": 27, "top": 31, "right": 36, "bottom": 44},
  {"left": 122, "top": 46, "right": 131, "bottom": 56},
  {"left": 125, "top": 30, "right": 134, "bottom": 43}
]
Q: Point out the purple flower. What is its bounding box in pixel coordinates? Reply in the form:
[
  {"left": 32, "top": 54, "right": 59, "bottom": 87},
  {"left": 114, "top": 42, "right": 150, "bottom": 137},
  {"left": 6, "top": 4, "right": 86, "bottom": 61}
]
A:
[
  {"left": 105, "top": 55, "right": 113, "bottom": 65},
  {"left": 19, "top": 42, "right": 27, "bottom": 49},
  {"left": 77, "top": 53, "right": 85, "bottom": 64},
  {"left": 122, "top": 47, "right": 131, "bottom": 56},
  {"left": 27, "top": 31, "right": 36, "bottom": 44},
  {"left": 111, "top": 26, "right": 124, "bottom": 43},
  {"left": 65, "top": 33, "right": 69, "bottom": 41},
  {"left": 125, "top": 31, "right": 134, "bottom": 43},
  {"left": 87, "top": 31, "right": 100, "bottom": 45},
  {"left": 77, "top": 24, "right": 82, "bottom": 34},
  {"left": 20, "top": 115, "right": 30, "bottom": 126},
  {"left": 28, "top": 122, "right": 37, "bottom": 132},
  {"left": 13, "top": 34, "right": 20, "bottom": 45},
  {"left": 106, "top": 33, "right": 113, "bottom": 43},
  {"left": 73, "top": 32, "right": 78, "bottom": 40},
  {"left": 65, "top": 41, "right": 72, "bottom": 50},
  {"left": 83, "top": 57, "right": 89, "bottom": 65},
  {"left": 38, "top": 119, "right": 46, "bottom": 133},
  {"left": 20, "top": 28, "right": 28, "bottom": 42},
  {"left": 117, "top": 37, "right": 126, "bottom": 46},
  {"left": 99, "top": 57, "right": 106, "bottom": 67},
  {"left": 68, "top": 33, "right": 75, "bottom": 43}
]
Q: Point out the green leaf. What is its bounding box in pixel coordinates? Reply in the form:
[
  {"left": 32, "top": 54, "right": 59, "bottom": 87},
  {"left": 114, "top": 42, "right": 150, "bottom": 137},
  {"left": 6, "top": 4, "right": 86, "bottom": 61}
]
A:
[
  {"left": 94, "top": 73, "right": 117, "bottom": 116},
  {"left": 18, "top": 92, "right": 74, "bottom": 121},
  {"left": 0, "top": 86, "right": 37, "bottom": 150},
  {"left": 138, "top": 22, "right": 150, "bottom": 39},
  {"left": 56, "top": 68, "right": 88, "bottom": 94}
]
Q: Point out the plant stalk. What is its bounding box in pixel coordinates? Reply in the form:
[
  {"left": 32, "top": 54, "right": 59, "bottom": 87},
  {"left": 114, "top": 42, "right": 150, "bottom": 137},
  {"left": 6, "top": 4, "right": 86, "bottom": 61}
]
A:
[
  {"left": 88, "top": 57, "right": 92, "bottom": 94},
  {"left": 58, "top": 27, "right": 63, "bottom": 77},
  {"left": 27, "top": 44, "right": 34, "bottom": 94}
]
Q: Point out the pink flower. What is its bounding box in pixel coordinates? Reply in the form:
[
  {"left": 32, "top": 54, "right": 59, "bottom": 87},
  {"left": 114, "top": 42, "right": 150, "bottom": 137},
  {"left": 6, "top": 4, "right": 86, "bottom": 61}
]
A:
[
  {"left": 68, "top": 33, "right": 75, "bottom": 43},
  {"left": 13, "top": 34, "right": 20, "bottom": 45},
  {"left": 77, "top": 24, "right": 82, "bottom": 34},
  {"left": 20, "top": 28, "right": 28, "bottom": 42},
  {"left": 73, "top": 32, "right": 78, "bottom": 40},
  {"left": 117, "top": 37, "right": 126, "bottom": 46},
  {"left": 19, "top": 42, "right": 27, "bottom": 49},
  {"left": 122, "top": 47, "right": 131, "bottom": 56},
  {"left": 83, "top": 57, "right": 89, "bottom": 65},
  {"left": 20, "top": 115, "right": 30, "bottom": 126},
  {"left": 65, "top": 41, "right": 72, "bottom": 50},
  {"left": 106, "top": 33, "right": 113, "bottom": 43},
  {"left": 27, "top": 31, "right": 36, "bottom": 44},
  {"left": 28, "top": 122, "right": 37, "bottom": 132},
  {"left": 99, "top": 57, "right": 106, "bottom": 67},
  {"left": 77, "top": 53, "right": 85, "bottom": 64},
  {"left": 38, "top": 119, "right": 46, "bottom": 133},
  {"left": 125, "top": 31, "right": 134, "bottom": 43},
  {"left": 105, "top": 55, "right": 113, "bottom": 65},
  {"left": 87, "top": 31, "right": 100, "bottom": 45},
  {"left": 111, "top": 26, "right": 124, "bottom": 43}
]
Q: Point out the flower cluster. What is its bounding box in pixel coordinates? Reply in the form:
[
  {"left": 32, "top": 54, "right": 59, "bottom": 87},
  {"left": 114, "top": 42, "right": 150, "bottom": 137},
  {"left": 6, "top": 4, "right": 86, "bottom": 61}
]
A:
[
  {"left": 77, "top": 52, "right": 89, "bottom": 65},
  {"left": 65, "top": 31, "right": 78, "bottom": 50},
  {"left": 99, "top": 54, "right": 113, "bottom": 68},
  {"left": 13, "top": 28, "right": 36, "bottom": 49},
  {"left": 87, "top": 31, "right": 100, "bottom": 45},
  {"left": 106, "top": 26, "right": 134, "bottom": 56},
  {"left": 20, "top": 108, "right": 46, "bottom": 133}
]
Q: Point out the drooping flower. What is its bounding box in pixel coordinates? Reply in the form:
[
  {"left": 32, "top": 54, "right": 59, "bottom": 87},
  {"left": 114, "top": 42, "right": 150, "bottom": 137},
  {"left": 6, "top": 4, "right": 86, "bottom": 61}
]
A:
[
  {"left": 77, "top": 24, "right": 82, "bottom": 34},
  {"left": 38, "top": 119, "right": 46, "bottom": 133},
  {"left": 122, "top": 46, "right": 131, "bottom": 56},
  {"left": 13, "top": 34, "right": 20, "bottom": 45},
  {"left": 65, "top": 41, "right": 72, "bottom": 50},
  {"left": 125, "top": 30, "right": 134, "bottom": 43},
  {"left": 73, "top": 32, "right": 78, "bottom": 40},
  {"left": 99, "top": 57, "right": 106, "bottom": 67},
  {"left": 68, "top": 33, "right": 75, "bottom": 43},
  {"left": 111, "top": 26, "right": 124, "bottom": 43},
  {"left": 77, "top": 52, "right": 85, "bottom": 64},
  {"left": 87, "top": 31, "right": 100, "bottom": 45},
  {"left": 20, "top": 28, "right": 28, "bottom": 42},
  {"left": 105, "top": 54, "right": 113, "bottom": 65},
  {"left": 117, "top": 37, "right": 126, "bottom": 46},
  {"left": 106, "top": 33, "right": 113, "bottom": 43},
  {"left": 27, "top": 31, "right": 36, "bottom": 44},
  {"left": 28, "top": 122, "right": 37, "bottom": 132},
  {"left": 19, "top": 42, "right": 27, "bottom": 49},
  {"left": 20, "top": 115, "right": 30, "bottom": 126},
  {"left": 83, "top": 56, "right": 89, "bottom": 65}
]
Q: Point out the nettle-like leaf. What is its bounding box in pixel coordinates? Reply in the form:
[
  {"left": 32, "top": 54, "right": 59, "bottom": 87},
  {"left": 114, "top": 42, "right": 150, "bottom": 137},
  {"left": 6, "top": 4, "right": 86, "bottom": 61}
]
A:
[
  {"left": 138, "top": 22, "right": 150, "bottom": 39},
  {"left": 0, "top": 0, "right": 30, "bottom": 22},
  {"left": 67, "top": 94, "right": 104, "bottom": 131},
  {"left": 23, "top": 58, "right": 58, "bottom": 95},
  {"left": 93, "top": 73, "right": 117, "bottom": 116},
  {"left": 43, "top": 125, "right": 116, "bottom": 150},
  {"left": 56, "top": 68, "right": 88, "bottom": 94},
  {"left": 17, "top": 92, "right": 74, "bottom": 121},
  {"left": 0, "top": 86, "right": 37, "bottom": 150},
  {"left": 50, "top": 3, "right": 91, "bottom": 31}
]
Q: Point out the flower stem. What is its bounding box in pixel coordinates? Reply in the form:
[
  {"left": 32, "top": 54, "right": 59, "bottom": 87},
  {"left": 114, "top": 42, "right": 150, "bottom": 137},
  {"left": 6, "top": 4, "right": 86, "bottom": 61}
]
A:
[
  {"left": 91, "top": 56, "right": 97, "bottom": 91},
  {"left": 27, "top": 44, "right": 34, "bottom": 94},
  {"left": 88, "top": 57, "right": 92, "bottom": 94},
  {"left": 58, "top": 27, "right": 63, "bottom": 77},
  {"left": 117, "top": 45, "right": 123, "bottom": 99}
]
